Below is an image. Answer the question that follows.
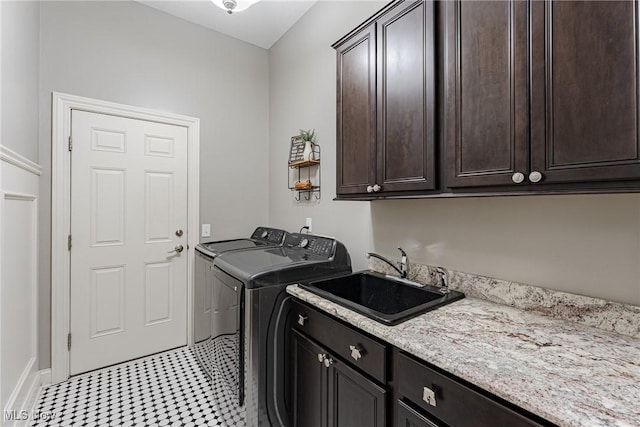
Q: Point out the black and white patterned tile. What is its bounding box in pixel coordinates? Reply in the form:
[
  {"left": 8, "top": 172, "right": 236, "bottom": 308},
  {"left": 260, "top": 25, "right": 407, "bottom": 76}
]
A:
[{"left": 31, "top": 347, "right": 245, "bottom": 427}]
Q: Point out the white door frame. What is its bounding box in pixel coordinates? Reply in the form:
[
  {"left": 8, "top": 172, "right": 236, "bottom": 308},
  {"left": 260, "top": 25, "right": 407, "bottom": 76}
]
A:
[{"left": 51, "top": 92, "right": 200, "bottom": 384}]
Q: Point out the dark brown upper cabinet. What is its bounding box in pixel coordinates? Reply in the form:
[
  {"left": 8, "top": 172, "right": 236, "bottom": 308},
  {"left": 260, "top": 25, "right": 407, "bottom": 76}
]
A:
[
  {"left": 335, "top": 0, "right": 436, "bottom": 197},
  {"left": 335, "top": 23, "right": 377, "bottom": 195},
  {"left": 446, "top": 0, "right": 640, "bottom": 189},
  {"left": 530, "top": 1, "right": 640, "bottom": 184},
  {"left": 444, "top": 1, "right": 529, "bottom": 188}
]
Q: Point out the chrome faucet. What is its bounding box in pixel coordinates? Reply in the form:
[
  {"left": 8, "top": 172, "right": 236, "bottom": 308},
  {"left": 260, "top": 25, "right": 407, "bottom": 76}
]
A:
[
  {"left": 435, "top": 267, "right": 450, "bottom": 294},
  {"left": 366, "top": 247, "right": 408, "bottom": 279}
]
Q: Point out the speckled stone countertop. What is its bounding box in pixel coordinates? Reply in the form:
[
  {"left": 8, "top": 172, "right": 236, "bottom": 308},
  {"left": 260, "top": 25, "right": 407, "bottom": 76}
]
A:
[{"left": 287, "top": 285, "right": 640, "bottom": 427}]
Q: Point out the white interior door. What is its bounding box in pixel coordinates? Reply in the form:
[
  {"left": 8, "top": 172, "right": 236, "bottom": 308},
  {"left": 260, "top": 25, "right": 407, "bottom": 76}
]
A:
[{"left": 70, "top": 110, "right": 188, "bottom": 375}]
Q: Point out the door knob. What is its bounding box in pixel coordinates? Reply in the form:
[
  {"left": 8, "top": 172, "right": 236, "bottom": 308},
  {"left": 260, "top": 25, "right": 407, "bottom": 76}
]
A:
[
  {"left": 175, "top": 229, "right": 183, "bottom": 237},
  {"left": 529, "top": 171, "right": 543, "bottom": 183},
  {"left": 511, "top": 172, "right": 525, "bottom": 184},
  {"left": 168, "top": 244, "right": 184, "bottom": 254}
]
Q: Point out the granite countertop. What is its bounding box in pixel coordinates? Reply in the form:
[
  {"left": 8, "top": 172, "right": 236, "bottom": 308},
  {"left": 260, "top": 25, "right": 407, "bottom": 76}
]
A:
[{"left": 287, "top": 285, "right": 640, "bottom": 427}]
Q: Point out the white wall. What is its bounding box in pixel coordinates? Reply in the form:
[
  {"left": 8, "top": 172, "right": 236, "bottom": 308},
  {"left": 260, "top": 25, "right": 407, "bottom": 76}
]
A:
[
  {"left": 1, "top": 0, "right": 41, "bottom": 418},
  {"left": 1, "top": 0, "right": 40, "bottom": 163},
  {"left": 268, "top": 1, "right": 387, "bottom": 270},
  {"left": 268, "top": 1, "right": 640, "bottom": 305},
  {"left": 38, "top": 0, "right": 270, "bottom": 368}
]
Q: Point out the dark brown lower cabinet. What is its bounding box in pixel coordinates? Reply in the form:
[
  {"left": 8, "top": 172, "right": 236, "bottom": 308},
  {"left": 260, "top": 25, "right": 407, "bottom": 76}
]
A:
[
  {"left": 397, "top": 400, "right": 440, "bottom": 427},
  {"left": 396, "top": 351, "right": 550, "bottom": 427},
  {"left": 290, "top": 300, "right": 555, "bottom": 427},
  {"left": 293, "top": 331, "right": 327, "bottom": 427},
  {"left": 292, "top": 330, "right": 387, "bottom": 427}
]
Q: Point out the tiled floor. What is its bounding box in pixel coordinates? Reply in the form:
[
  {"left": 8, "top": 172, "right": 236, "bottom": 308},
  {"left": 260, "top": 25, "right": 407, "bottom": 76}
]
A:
[{"left": 31, "top": 347, "right": 245, "bottom": 427}]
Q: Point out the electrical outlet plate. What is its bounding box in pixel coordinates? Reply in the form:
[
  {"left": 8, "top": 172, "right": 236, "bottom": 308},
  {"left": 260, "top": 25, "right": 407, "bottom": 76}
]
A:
[{"left": 306, "top": 217, "right": 312, "bottom": 232}]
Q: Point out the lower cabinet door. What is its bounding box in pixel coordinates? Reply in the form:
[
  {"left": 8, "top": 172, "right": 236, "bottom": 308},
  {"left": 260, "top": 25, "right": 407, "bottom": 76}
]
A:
[
  {"left": 327, "top": 356, "right": 387, "bottom": 427},
  {"left": 293, "top": 331, "right": 327, "bottom": 427},
  {"left": 397, "top": 400, "right": 441, "bottom": 427}
]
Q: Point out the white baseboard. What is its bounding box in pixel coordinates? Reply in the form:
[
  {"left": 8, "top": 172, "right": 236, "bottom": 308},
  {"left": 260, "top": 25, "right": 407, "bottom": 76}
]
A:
[
  {"left": 38, "top": 370, "right": 51, "bottom": 388},
  {"left": 2, "top": 357, "right": 37, "bottom": 426}
]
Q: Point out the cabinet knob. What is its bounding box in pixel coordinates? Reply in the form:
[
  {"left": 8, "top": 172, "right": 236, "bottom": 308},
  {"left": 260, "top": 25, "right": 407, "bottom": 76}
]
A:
[
  {"left": 317, "top": 353, "right": 325, "bottom": 363},
  {"left": 423, "top": 386, "right": 437, "bottom": 407},
  {"left": 529, "top": 171, "right": 543, "bottom": 183},
  {"left": 373, "top": 184, "right": 382, "bottom": 192},
  {"left": 323, "top": 357, "right": 334, "bottom": 368},
  {"left": 511, "top": 172, "right": 525, "bottom": 184},
  {"left": 297, "top": 314, "right": 308, "bottom": 326},
  {"left": 349, "top": 345, "right": 363, "bottom": 361},
  {"left": 366, "top": 185, "right": 374, "bottom": 193}
]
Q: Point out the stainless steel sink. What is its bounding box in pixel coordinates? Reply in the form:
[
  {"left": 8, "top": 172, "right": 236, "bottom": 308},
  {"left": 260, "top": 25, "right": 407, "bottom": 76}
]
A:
[{"left": 299, "top": 271, "right": 464, "bottom": 325}]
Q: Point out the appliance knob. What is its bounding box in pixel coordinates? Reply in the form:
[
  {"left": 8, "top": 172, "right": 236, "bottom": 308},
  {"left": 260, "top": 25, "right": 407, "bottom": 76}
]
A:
[
  {"left": 529, "top": 171, "right": 543, "bottom": 183},
  {"left": 373, "top": 184, "right": 382, "bottom": 192},
  {"left": 300, "top": 238, "right": 309, "bottom": 248},
  {"left": 366, "top": 185, "right": 374, "bottom": 193},
  {"left": 511, "top": 172, "right": 525, "bottom": 184}
]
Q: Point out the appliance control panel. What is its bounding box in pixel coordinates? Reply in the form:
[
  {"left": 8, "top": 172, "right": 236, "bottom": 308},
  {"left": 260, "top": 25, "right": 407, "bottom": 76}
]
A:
[
  {"left": 285, "top": 233, "right": 335, "bottom": 258},
  {"left": 251, "top": 227, "right": 287, "bottom": 244}
]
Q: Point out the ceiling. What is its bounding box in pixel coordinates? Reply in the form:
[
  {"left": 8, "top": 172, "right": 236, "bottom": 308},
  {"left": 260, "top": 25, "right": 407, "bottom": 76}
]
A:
[{"left": 137, "top": 0, "right": 318, "bottom": 49}]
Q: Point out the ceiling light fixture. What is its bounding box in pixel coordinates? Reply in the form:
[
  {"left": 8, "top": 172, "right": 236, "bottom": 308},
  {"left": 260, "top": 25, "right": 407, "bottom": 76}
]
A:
[{"left": 211, "top": 0, "right": 260, "bottom": 15}]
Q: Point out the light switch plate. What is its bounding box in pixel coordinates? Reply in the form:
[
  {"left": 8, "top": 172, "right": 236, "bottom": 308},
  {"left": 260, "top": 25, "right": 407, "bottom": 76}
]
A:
[{"left": 201, "top": 224, "right": 211, "bottom": 238}]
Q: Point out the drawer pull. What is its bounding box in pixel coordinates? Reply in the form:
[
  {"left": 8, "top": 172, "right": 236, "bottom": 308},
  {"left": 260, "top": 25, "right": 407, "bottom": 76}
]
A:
[
  {"left": 323, "top": 357, "right": 334, "bottom": 368},
  {"left": 423, "top": 386, "right": 437, "bottom": 407},
  {"left": 298, "top": 314, "right": 308, "bottom": 326},
  {"left": 349, "top": 345, "right": 363, "bottom": 361}
]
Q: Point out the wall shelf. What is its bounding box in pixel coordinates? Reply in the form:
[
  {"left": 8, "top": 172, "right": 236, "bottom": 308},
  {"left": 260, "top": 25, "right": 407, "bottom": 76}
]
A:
[{"left": 288, "top": 144, "right": 321, "bottom": 201}]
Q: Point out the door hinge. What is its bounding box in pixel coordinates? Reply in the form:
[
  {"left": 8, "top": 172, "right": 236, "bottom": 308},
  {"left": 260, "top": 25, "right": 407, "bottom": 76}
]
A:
[
  {"left": 68, "top": 136, "right": 72, "bottom": 152},
  {"left": 68, "top": 235, "right": 72, "bottom": 251},
  {"left": 67, "top": 333, "right": 72, "bottom": 351}
]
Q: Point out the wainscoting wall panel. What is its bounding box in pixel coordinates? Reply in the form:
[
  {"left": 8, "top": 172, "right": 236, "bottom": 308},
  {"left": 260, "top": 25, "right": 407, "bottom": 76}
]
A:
[{"left": 1, "top": 145, "right": 42, "bottom": 424}]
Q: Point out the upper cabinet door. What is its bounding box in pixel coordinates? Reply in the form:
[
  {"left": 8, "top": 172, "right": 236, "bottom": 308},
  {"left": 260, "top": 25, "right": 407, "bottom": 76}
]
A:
[
  {"left": 444, "top": 0, "right": 529, "bottom": 188},
  {"left": 336, "top": 24, "right": 377, "bottom": 195},
  {"left": 531, "top": 1, "right": 640, "bottom": 184},
  {"left": 376, "top": 0, "right": 436, "bottom": 192}
]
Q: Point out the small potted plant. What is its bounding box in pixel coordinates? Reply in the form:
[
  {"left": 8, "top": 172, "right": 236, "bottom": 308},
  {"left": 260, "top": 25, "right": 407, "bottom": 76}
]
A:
[{"left": 299, "top": 129, "right": 316, "bottom": 161}]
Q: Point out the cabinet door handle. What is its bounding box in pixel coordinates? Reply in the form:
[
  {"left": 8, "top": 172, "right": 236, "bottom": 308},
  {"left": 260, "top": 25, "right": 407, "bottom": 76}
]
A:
[
  {"left": 373, "top": 184, "right": 382, "bottom": 192},
  {"left": 297, "top": 315, "right": 308, "bottom": 326},
  {"left": 349, "top": 345, "right": 363, "bottom": 361},
  {"left": 323, "top": 357, "right": 334, "bottom": 368},
  {"left": 423, "top": 386, "right": 437, "bottom": 407},
  {"left": 511, "top": 172, "right": 525, "bottom": 184},
  {"left": 367, "top": 185, "right": 374, "bottom": 193},
  {"left": 529, "top": 171, "right": 543, "bottom": 183}
]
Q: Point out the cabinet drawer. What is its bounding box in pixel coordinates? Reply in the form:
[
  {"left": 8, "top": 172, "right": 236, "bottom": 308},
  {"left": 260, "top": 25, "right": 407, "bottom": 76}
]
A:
[
  {"left": 397, "top": 400, "right": 440, "bottom": 427},
  {"left": 397, "top": 352, "right": 548, "bottom": 427},
  {"left": 291, "top": 301, "right": 387, "bottom": 383}
]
